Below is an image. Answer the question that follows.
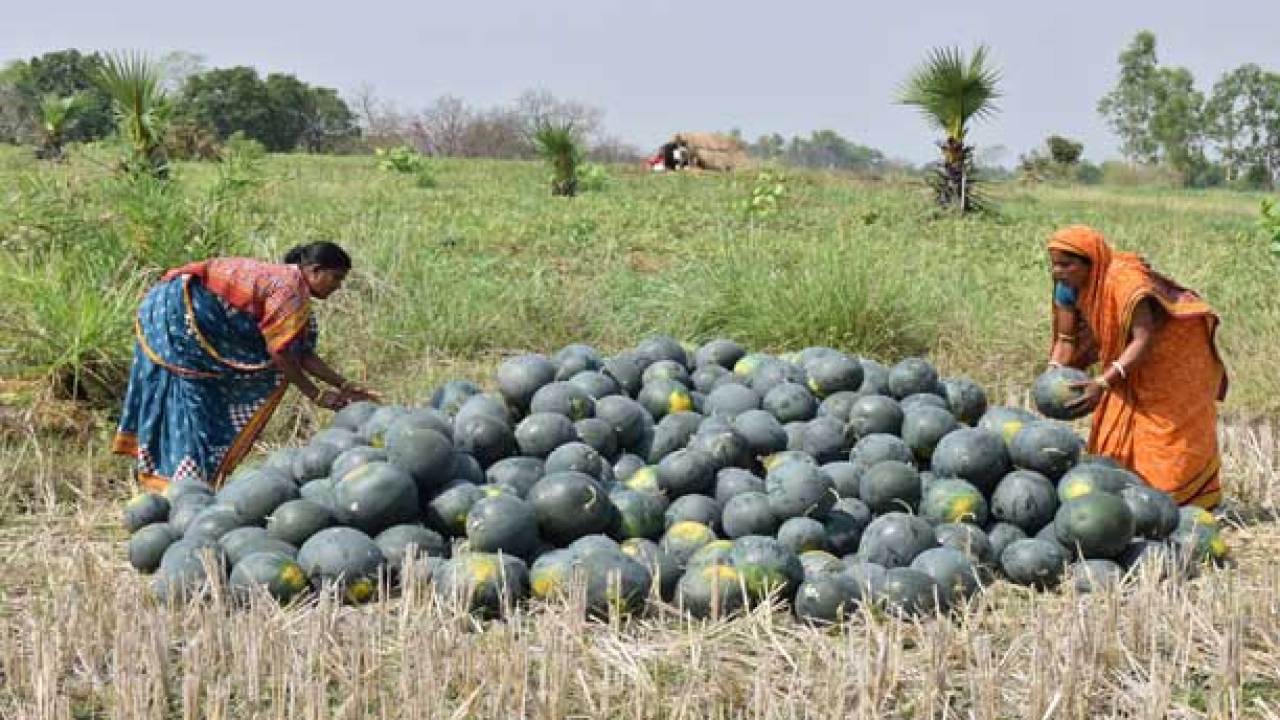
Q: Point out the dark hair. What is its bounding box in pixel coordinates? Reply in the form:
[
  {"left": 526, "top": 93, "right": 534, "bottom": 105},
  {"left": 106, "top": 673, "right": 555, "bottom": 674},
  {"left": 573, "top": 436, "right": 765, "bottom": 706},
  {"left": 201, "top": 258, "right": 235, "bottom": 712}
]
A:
[{"left": 282, "top": 241, "right": 351, "bottom": 270}]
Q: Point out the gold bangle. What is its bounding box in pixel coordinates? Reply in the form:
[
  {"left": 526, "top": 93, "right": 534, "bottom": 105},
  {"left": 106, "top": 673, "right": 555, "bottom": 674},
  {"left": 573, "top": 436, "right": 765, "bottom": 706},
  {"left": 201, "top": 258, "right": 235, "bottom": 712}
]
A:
[{"left": 1094, "top": 376, "right": 1110, "bottom": 391}]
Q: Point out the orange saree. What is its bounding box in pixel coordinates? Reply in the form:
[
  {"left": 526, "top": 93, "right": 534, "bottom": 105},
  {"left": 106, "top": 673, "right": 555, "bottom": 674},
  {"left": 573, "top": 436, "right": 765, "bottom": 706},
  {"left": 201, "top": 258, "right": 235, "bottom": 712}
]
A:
[{"left": 1048, "top": 226, "right": 1228, "bottom": 509}]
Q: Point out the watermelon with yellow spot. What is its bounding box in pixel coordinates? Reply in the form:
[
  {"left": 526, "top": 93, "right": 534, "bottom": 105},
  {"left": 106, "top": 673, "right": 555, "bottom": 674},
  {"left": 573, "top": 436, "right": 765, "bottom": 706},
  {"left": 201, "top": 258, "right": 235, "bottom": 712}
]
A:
[
  {"left": 676, "top": 563, "right": 748, "bottom": 619},
  {"left": 1056, "top": 464, "right": 1134, "bottom": 502},
  {"left": 978, "top": 406, "right": 1038, "bottom": 447},
  {"left": 659, "top": 521, "right": 717, "bottom": 569},
  {"left": 804, "top": 354, "right": 863, "bottom": 399},
  {"left": 434, "top": 552, "right": 530, "bottom": 618},
  {"left": 729, "top": 534, "right": 804, "bottom": 603},
  {"left": 1171, "top": 506, "right": 1229, "bottom": 564},
  {"left": 622, "top": 465, "right": 661, "bottom": 494},
  {"left": 638, "top": 379, "right": 695, "bottom": 420},
  {"left": 229, "top": 551, "right": 311, "bottom": 604},
  {"left": 1054, "top": 493, "right": 1136, "bottom": 559},
  {"left": 920, "top": 478, "right": 989, "bottom": 525},
  {"left": 296, "top": 527, "right": 385, "bottom": 604},
  {"left": 1032, "top": 367, "right": 1091, "bottom": 420},
  {"left": 530, "top": 549, "right": 580, "bottom": 601},
  {"left": 685, "top": 539, "right": 735, "bottom": 571}
]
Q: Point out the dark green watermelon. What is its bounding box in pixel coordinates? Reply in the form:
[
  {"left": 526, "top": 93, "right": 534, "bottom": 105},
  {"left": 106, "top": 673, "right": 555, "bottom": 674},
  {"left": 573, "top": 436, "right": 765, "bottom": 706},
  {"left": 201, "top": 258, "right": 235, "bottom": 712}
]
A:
[
  {"left": 545, "top": 441, "right": 606, "bottom": 480},
  {"left": 887, "top": 358, "right": 940, "bottom": 400},
  {"left": 847, "top": 395, "right": 904, "bottom": 438},
  {"left": 910, "top": 547, "right": 980, "bottom": 607},
  {"left": 941, "top": 377, "right": 988, "bottom": 426},
  {"left": 858, "top": 461, "right": 921, "bottom": 515},
  {"left": 331, "top": 401, "right": 379, "bottom": 432},
  {"left": 816, "top": 391, "right": 863, "bottom": 425},
  {"left": 900, "top": 393, "right": 950, "bottom": 414},
  {"left": 358, "top": 405, "right": 410, "bottom": 447},
  {"left": 999, "top": 538, "right": 1066, "bottom": 589},
  {"left": 798, "top": 549, "right": 845, "bottom": 578},
  {"left": 577, "top": 549, "right": 652, "bottom": 616},
  {"left": 433, "top": 552, "right": 529, "bottom": 618},
  {"left": 569, "top": 371, "right": 621, "bottom": 400},
  {"left": 530, "top": 548, "right": 580, "bottom": 601},
  {"left": 423, "top": 481, "right": 484, "bottom": 537},
  {"left": 901, "top": 406, "right": 960, "bottom": 466},
  {"left": 293, "top": 442, "right": 344, "bottom": 482},
  {"left": 530, "top": 381, "right": 597, "bottom": 421},
  {"left": 657, "top": 448, "right": 717, "bottom": 497},
  {"left": 330, "top": 445, "right": 390, "bottom": 484},
  {"left": 484, "top": 457, "right": 545, "bottom": 498},
  {"left": 721, "top": 491, "right": 777, "bottom": 539},
  {"left": 793, "top": 571, "right": 860, "bottom": 624},
  {"left": 229, "top": 551, "right": 310, "bottom": 604},
  {"left": 647, "top": 412, "right": 705, "bottom": 463},
  {"left": 375, "top": 524, "right": 448, "bottom": 572},
  {"left": 429, "top": 380, "right": 483, "bottom": 417},
  {"left": 934, "top": 523, "right": 994, "bottom": 566},
  {"left": 762, "top": 383, "right": 818, "bottom": 424},
  {"left": 123, "top": 493, "right": 170, "bottom": 532},
  {"left": 453, "top": 394, "right": 509, "bottom": 429},
  {"left": 602, "top": 352, "right": 646, "bottom": 397},
  {"left": 823, "top": 461, "right": 863, "bottom": 498},
  {"left": 220, "top": 526, "right": 296, "bottom": 566},
  {"left": 1054, "top": 493, "right": 1136, "bottom": 559},
  {"left": 452, "top": 413, "right": 516, "bottom": 469},
  {"left": 1033, "top": 367, "right": 1092, "bottom": 420},
  {"left": 465, "top": 494, "right": 539, "bottom": 558},
  {"left": 930, "top": 428, "right": 1010, "bottom": 493},
  {"left": 514, "top": 412, "right": 579, "bottom": 458},
  {"left": 594, "top": 396, "right": 654, "bottom": 452},
  {"left": 1009, "top": 422, "right": 1083, "bottom": 481},
  {"left": 766, "top": 461, "right": 836, "bottom": 520},
  {"left": 664, "top": 494, "right": 721, "bottom": 531},
  {"left": 857, "top": 359, "right": 890, "bottom": 396},
  {"left": 1120, "top": 484, "right": 1180, "bottom": 539},
  {"left": 703, "top": 383, "right": 762, "bottom": 418},
  {"left": 553, "top": 343, "right": 604, "bottom": 381},
  {"left": 990, "top": 470, "right": 1059, "bottom": 534},
  {"left": 637, "top": 379, "right": 695, "bottom": 420},
  {"left": 805, "top": 355, "right": 863, "bottom": 399},
  {"left": 384, "top": 423, "right": 455, "bottom": 493},
  {"left": 729, "top": 534, "right": 804, "bottom": 603},
  {"left": 691, "top": 365, "right": 731, "bottom": 394},
  {"left": 496, "top": 354, "right": 557, "bottom": 412},
  {"left": 977, "top": 406, "right": 1038, "bottom": 447},
  {"left": 609, "top": 488, "right": 667, "bottom": 540},
  {"left": 333, "top": 461, "right": 419, "bottom": 534},
  {"left": 659, "top": 521, "right": 718, "bottom": 568},
  {"left": 776, "top": 517, "right": 829, "bottom": 554},
  {"left": 128, "top": 523, "right": 179, "bottom": 573},
  {"left": 879, "top": 567, "right": 940, "bottom": 616},
  {"left": 184, "top": 504, "right": 249, "bottom": 542},
  {"left": 573, "top": 417, "right": 619, "bottom": 461},
  {"left": 296, "top": 526, "right": 385, "bottom": 603},
  {"left": 636, "top": 335, "right": 689, "bottom": 368},
  {"left": 857, "top": 512, "right": 937, "bottom": 568},
  {"left": 695, "top": 339, "right": 747, "bottom": 370},
  {"left": 985, "top": 522, "right": 1028, "bottom": 562},
  {"left": 619, "top": 538, "right": 680, "bottom": 600},
  {"left": 714, "top": 468, "right": 766, "bottom": 506},
  {"left": 527, "top": 471, "right": 617, "bottom": 545},
  {"left": 852, "top": 433, "right": 915, "bottom": 467},
  {"left": 642, "top": 360, "right": 692, "bottom": 388},
  {"left": 687, "top": 427, "right": 753, "bottom": 472},
  {"left": 799, "top": 417, "right": 852, "bottom": 464}
]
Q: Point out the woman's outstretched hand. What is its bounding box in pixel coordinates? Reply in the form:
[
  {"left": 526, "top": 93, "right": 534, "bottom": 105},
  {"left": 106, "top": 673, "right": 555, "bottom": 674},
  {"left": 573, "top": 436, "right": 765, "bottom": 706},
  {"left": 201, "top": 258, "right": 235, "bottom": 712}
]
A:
[
  {"left": 340, "top": 382, "right": 383, "bottom": 404},
  {"left": 1065, "top": 379, "right": 1105, "bottom": 413},
  {"left": 314, "top": 387, "right": 349, "bottom": 411}
]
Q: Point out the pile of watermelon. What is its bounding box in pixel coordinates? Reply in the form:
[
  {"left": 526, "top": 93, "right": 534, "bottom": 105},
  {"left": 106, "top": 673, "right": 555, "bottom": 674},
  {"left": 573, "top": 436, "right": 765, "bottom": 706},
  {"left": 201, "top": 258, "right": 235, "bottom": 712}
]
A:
[{"left": 121, "top": 337, "right": 1230, "bottom": 622}]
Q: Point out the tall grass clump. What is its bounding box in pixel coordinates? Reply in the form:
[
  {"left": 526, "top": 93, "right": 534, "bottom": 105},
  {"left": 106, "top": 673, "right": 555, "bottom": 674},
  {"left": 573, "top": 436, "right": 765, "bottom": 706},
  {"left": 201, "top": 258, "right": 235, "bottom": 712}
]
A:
[
  {"left": 94, "top": 51, "right": 169, "bottom": 178},
  {"left": 533, "top": 123, "right": 582, "bottom": 197}
]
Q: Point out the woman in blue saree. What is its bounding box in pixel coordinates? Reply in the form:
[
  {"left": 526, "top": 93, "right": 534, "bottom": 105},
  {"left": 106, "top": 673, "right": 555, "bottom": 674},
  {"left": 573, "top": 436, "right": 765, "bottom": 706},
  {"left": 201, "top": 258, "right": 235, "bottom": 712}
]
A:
[{"left": 113, "top": 242, "right": 378, "bottom": 492}]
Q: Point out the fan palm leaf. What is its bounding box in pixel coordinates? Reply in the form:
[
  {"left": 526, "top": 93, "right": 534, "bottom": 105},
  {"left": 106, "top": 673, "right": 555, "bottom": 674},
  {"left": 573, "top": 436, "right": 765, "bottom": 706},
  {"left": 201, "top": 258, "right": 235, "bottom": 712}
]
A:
[
  {"left": 95, "top": 51, "right": 169, "bottom": 173},
  {"left": 898, "top": 45, "right": 1001, "bottom": 142}
]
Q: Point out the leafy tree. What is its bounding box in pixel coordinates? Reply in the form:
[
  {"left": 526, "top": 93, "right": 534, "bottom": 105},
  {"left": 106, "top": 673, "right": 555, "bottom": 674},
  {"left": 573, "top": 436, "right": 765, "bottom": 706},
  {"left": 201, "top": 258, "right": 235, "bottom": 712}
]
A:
[
  {"left": 1205, "top": 64, "right": 1280, "bottom": 187},
  {"left": 177, "top": 67, "right": 274, "bottom": 147},
  {"left": 782, "top": 130, "right": 885, "bottom": 172},
  {"left": 1046, "top": 135, "right": 1083, "bottom": 165},
  {"left": 898, "top": 45, "right": 1001, "bottom": 212},
  {"left": 1098, "top": 31, "right": 1160, "bottom": 163},
  {"left": 1150, "top": 66, "right": 1206, "bottom": 175},
  {"left": 750, "top": 132, "right": 786, "bottom": 161}
]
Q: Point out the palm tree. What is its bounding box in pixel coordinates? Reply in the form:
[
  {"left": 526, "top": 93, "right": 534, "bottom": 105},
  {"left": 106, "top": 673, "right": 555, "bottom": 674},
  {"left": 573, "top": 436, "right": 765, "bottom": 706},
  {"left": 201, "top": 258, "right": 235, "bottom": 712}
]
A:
[
  {"left": 898, "top": 45, "right": 1001, "bottom": 212},
  {"left": 95, "top": 51, "right": 170, "bottom": 178},
  {"left": 532, "top": 122, "right": 582, "bottom": 197},
  {"left": 35, "top": 93, "right": 82, "bottom": 161}
]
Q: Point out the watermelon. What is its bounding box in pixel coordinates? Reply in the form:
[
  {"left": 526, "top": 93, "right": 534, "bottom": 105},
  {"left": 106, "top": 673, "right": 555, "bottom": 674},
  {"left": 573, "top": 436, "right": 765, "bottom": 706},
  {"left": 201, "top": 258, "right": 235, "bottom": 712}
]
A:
[
  {"left": 816, "top": 391, "right": 862, "bottom": 424},
  {"left": 185, "top": 504, "right": 249, "bottom": 542},
  {"left": 219, "top": 469, "right": 300, "bottom": 525},
  {"left": 703, "top": 383, "right": 762, "bottom": 418},
  {"left": 776, "top": 517, "right": 829, "bottom": 554},
  {"left": 844, "top": 560, "right": 888, "bottom": 598},
  {"left": 823, "top": 461, "right": 863, "bottom": 498},
  {"left": 691, "top": 365, "right": 731, "bottom": 395},
  {"left": 857, "top": 359, "right": 891, "bottom": 395},
  {"left": 930, "top": 428, "right": 1011, "bottom": 492},
  {"left": 638, "top": 379, "right": 695, "bottom": 420},
  {"left": 879, "top": 568, "right": 940, "bottom": 616},
  {"left": 293, "top": 442, "right": 344, "bottom": 482},
  {"left": 636, "top": 335, "right": 689, "bottom": 368},
  {"left": 1120, "top": 485, "right": 1180, "bottom": 539},
  {"left": 730, "top": 535, "right": 804, "bottom": 603},
  {"left": 766, "top": 461, "right": 836, "bottom": 520},
  {"left": 128, "top": 523, "right": 179, "bottom": 573},
  {"left": 452, "top": 395, "right": 509, "bottom": 430},
  {"left": 1054, "top": 493, "right": 1136, "bottom": 559},
  {"left": 647, "top": 412, "right": 705, "bottom": 463},
  {"left": 297, "top": 479, "right": 335, "bottom": 512},
  {"left": 664, "top": 494, "right": 721, "bottom": 531},
  {"left": 358, "top": 406, "right": 410, "bottom": 447},
  {"left": 920, "top": 478, "right": 989, "bottom": 525},
  {"left": 613, "top": 453, "right": 646, "bottom": 481},
  {"left": 331, "top": 401, "right": 379, "bottom": 432},
  {"left": 985, "top": 522, "right": 1028, "bottom": 562},
  {"left": 941, "top": 377, "right": 988, "bottom": 426},
  {"left": 1033, "top": 367, "right": 1092, "bottom": 420},
  {"left": 762, "top": 383, "right": 818, "bottom": 424},
  {"left": 933, "top": 523, "right": 995, "bottom": 566},
  {"left": 642, "top": 360, "right": 692, "bottom": 388},
  {"left": 167, "top": 494, "right": 214, "bottom": 535},
  {"left": 296, "top": 527, "right": 385, "bottom": 603},
  {"left": 424, "top": 481, "right": 484, "bottom": 537},
  {"left": 452, "top": 413, "right": 516, "bottom": 469},
  {"left": 858, "top": 461, "right": 921, "bottom": 514},
  {"left": 497, "top": 354, "right": 557, "bottom": 412},
  {"left": 1057, "top": 464, "right": 1133, "bottom": 502},
  {"left": 887, "top": 357, "right": 940, "bottom": 399},
  {"left": 852, "top": 434, "right": 915, "bottom": 468},
  {"left": 730, "top": 409, "right": 787, "bottom": 458},
  {"left": 229, "top": 551, "right": 310, "bottom": 604},
  {"left": 900, "top": 406, "right": 960, "bottom": 465},
  {"left": 657, "top": 448, "right": 717, "bottom": 497},
  {"left": 530, "top": 548, "right": 579, "bottom": 600},
  {"left": 977, "top": 406, "right": 1038, "bottom": 447},
  {"left": 793, "top": 571, "right": 860, "bottom": 624},
  {"left": 687, "top": 427, "right": 753, "bottom": 472},
  {"left": 857, "top": 512, "right": 937, "bottom": 568},
  {"left": 847, "top": 395, "right": 904, "bottom": 438},
  {"left": 330, "top": 445, "right": 390, "bottom": 484},
  {"left": 999, "top": 538, "right": 1066, "bottom": 589},
  {"left": 799, "top": 417, "right": 852, "bottom": 464},
  {"left": 385, "top": 424, "right": 455, "bottom": 492},
  {"left": 721, "top": 491, "right": 777, "bottom": 539},
  {"left": 152, "top": 539, "right": 225, "bottom": 603},
  {"left": 798, "top": 550, "right": 845, "bottom": 578},
  {"left": 602, "top": 352, "right": 646, "bottom": 397},
  {"left": 123, "top": 493, "right": 170, "bottom": 532},
  {"left": 659, "top": 521, "right": 717, "bottom": 568},
  {"left": 514, "top": 412, "right": 579, "bottom": 458},
  {"left": 530, "top": 381, "right": 597, "bottom": 421},
  {"left": 434, "top": 552, "right": 529, "bottom": 618},
  {"left": 594, "top": 396, "right": 654, "bottom": 452},
  {"left": 465, "top": 494, "right": 539, "bottom": 558},
  {"left": 1009, "top": 422, "right": 1083, "bottom": 481},
  {"left": 783, "top": 422, "right": 807, "bottom": 451},
  {"left": 569, "top": 370, "right": 620, "bottom": 400},
  {"left": 748, "top": 360, "right": 807, "bottom": 397},
  {"left": 620, "top": 538, "right": 681, "bottom": 600},
  {"left": 569, "top": 534, "right": 621, "bottom": 556},
  {"left": 827, "top": 498, "right": 872, "bottom": 554},
  {"left": 375, "top": 524, "right": 448, "bottom": 571},
  {"left": 265, "top": 497, "right": 333, "bottom": 547},
  {"left": 333, "top": 462, "right": 419, "bottom": 534},
  {"left": 573, "top": 418, "right": 620, "bottom": 461},
  {"left": 990, "top": 470, "right": 1059, "bottom": 534},
  {"left": 429, "top": 380, "right": 483, "bottom": 417},
  {"left": 695, "top": 339, "right": 747, "bottom": 370},
  {"left": 676, "top": 563, "right": 748, "bottom": 619},
  {"left": 686, "top": 539, "right": 735, "bottom": 571},
  {"left": 805, "top": 355, "right": 863, "bottom": 399},
  {"left": 527, "top": 471, "right": 617, "bottom": 545},
  {"left": 609, "top": 488, "right": 667, "bottom": 540},
  {"left": 484, "top": 457, "right": 545, "bottom": 498},
  {"left": 576, "top": 549, "right": 653, "bottom": 616},
  {"left": 733, "top": 352, "right": 773, "bottom": 377},
  {"left": 553, "top": 343, "right": 604, "bottom": 381},
  {"left": 911, "top": 547, "right": 981, "bottom": 607},
  {"left": 312, "top": 428, "right": 362, "bottom": 453},
  {"left": 714, "top": 468, "right": 766, "bottom": 506},
  {"left": 622, "top": 465, "right": 661, "bottom": 494},
  {"left": 545, "top": 441, "right": 606, "bottom": 481},
  {"left": 900, "top": 393, "right": 950, "bottom": 414}
]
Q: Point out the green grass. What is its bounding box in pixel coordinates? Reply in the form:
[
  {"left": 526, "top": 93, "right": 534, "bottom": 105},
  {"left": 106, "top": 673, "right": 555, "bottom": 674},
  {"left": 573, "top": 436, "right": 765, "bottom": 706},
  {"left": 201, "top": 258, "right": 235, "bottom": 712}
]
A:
[{"left": 1, "top": 143, "right": 1277, "bottom": 412}]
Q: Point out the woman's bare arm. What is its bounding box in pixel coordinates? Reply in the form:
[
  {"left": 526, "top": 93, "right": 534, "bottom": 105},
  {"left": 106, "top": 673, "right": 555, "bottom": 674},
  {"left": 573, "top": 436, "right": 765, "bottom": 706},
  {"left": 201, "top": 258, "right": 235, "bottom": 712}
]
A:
[{"left": 1049, "top": 304, "right": 1079, "bottom": 366}]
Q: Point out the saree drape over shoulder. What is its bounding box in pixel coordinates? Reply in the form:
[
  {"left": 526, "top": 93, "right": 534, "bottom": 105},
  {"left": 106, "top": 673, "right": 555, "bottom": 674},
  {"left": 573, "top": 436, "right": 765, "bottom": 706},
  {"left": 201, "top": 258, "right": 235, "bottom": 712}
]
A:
[
  {"left": 1048, "top": 226, "right": 1228, "bottom": 509},
  {"left": 112, "top": 258, "right": 315, "bottom": 492}
]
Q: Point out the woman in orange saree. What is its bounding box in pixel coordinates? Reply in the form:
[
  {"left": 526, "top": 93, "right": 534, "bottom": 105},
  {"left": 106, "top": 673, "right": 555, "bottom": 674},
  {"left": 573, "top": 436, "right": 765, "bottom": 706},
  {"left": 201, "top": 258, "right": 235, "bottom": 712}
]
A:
[{"left": 1046, "top": 225, "right": 1228, "bottom": 509}]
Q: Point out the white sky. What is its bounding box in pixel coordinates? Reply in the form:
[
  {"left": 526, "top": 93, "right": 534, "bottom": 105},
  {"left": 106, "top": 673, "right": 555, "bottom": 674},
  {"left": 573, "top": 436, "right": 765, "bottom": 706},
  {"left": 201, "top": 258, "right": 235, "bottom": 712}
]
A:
[{"left": 5, "top": 0, "right": 1278, "bottom": 163}]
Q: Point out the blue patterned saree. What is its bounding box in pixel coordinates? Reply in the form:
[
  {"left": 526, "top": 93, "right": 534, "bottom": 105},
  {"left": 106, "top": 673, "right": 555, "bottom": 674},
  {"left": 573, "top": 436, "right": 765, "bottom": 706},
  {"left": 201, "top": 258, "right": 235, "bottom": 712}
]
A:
[{"left": 113, "top": 274, "right": 315, "bottom": 491}]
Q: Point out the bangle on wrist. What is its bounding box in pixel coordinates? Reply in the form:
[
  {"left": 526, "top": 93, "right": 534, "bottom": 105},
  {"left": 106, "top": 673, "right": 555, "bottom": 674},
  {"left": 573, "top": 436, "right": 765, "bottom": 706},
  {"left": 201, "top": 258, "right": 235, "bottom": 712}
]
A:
[
  {"left": 1111, "top": 361, "right": 1127, "bottom": 381},
  {"left": 1094, "top": 375, "right": 1110, "bottom": 391}
]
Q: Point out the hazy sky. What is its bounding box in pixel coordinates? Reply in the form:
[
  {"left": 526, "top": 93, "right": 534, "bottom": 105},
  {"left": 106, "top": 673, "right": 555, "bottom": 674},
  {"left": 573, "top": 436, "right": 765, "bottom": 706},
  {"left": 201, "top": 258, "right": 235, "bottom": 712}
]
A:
[{"left": 6, "top": 1, "right": 1278, "bottom": 164}]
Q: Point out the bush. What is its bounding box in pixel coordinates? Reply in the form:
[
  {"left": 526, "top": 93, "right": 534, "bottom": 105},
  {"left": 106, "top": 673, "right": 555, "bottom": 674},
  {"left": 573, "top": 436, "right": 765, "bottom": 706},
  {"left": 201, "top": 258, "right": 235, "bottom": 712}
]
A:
[
  {"left": 375, "top": 145, "right": 427, "bottom": 174},
  {"left": 1075, "top": 162, "right": 1103, "bottom": 185}
]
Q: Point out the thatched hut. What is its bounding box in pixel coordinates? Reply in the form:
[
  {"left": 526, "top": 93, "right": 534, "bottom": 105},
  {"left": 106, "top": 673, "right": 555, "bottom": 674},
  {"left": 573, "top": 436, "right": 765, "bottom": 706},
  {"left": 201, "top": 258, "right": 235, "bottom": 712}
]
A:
[{"left": 672, "top": 132, "right": 751, "bottom": 172}]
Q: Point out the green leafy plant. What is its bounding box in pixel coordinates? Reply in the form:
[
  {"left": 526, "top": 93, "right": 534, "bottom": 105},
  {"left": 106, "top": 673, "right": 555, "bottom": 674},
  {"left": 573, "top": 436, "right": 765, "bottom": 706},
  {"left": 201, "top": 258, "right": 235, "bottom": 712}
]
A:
[
  {"left": 375, "top": 144, "right": 427, "bottom": 173},
  {"left": 1261, "top": 198, "right": 1280, "bottom": 257},
  {"left": 898, "top": 45, "right": 1001, "bottom": 213},
  {"left": 577, "top": 162, "right": 608, "bottom": 192},
  {"left": 742, "top": 170, "right": 787, "bottom": 219},
  {"left": 35, "top": 93, "right": 83, "bottom": 161},
  {"left": 532, "top": 123, "right": 582, "bottom": 197},
  {"left": 94, "top": 51, "right": 170, "bottom": 178}
]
